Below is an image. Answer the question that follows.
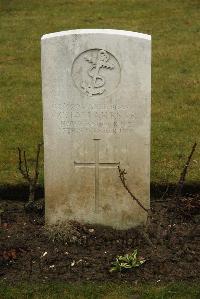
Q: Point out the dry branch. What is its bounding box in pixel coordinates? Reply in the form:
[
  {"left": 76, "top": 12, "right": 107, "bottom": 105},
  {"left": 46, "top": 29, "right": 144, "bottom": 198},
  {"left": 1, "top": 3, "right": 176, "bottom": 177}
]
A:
[
  {"left": 17, "top": 143, "right": 43, "bottom": 206},
  {"left": 18, "top": 148, "right": 31, "bottom": 182},
  {"left": 174, "top": 142, "right": 197, "bottom": 197},
  {"left": 118, "top": 165, "right": 149, "bottom": 213},
  {"left": 169, "top": 142, "right": 198, "bottom": 226}
]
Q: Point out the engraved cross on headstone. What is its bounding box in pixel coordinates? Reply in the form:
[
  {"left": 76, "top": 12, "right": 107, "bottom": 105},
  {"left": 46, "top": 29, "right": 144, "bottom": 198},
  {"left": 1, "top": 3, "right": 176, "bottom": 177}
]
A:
[{"left": 74, "top": 139, "right": 119, "bottom": 212}]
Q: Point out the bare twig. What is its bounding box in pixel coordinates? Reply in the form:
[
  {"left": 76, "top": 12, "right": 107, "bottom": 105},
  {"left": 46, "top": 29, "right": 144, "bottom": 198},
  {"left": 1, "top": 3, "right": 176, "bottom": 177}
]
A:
[
  {"left": 117, "top": 165, "right": 153, "bottom": 245},
  {"left": 174, "top": 142, "right": 197, "bottom": 197},
  {"left": 118, "top": 165, "right": 149, "bottom": 213},
  {"left": 170, "top": 142, "right": 198, "bottom": 227},
  {"left": 17, "top": 143, "right": 43, "bottom": 206},
  {"left": 23, "top": 150, "right": 30, "bottom": 180},
  {"left": 18, "top": 147, "right": 30, "bottom": 182},
  {"left": 34, "top": 143, "right": 43, "bottom": 186}
]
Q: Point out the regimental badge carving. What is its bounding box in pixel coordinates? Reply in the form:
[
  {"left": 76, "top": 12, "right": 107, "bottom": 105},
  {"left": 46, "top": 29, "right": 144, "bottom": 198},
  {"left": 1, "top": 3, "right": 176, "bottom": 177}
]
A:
[
  {"left": 81, "top": 50, "right": 114, "bottom": 96},
  {"left": 72, "top": 49, "right": 121, "bottom": 98}
]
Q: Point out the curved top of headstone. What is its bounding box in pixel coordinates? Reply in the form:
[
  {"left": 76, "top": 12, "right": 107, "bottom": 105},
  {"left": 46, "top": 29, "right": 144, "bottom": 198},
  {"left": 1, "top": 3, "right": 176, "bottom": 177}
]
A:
[{"left": 41, "top": 29, "right": 151, "bottom": 41}]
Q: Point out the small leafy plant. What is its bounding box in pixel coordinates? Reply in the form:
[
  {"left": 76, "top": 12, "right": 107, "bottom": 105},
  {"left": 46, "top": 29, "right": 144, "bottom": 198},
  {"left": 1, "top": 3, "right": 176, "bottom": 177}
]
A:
[{"left": 110, "top": 249, "right": 146, "bottom": 273}]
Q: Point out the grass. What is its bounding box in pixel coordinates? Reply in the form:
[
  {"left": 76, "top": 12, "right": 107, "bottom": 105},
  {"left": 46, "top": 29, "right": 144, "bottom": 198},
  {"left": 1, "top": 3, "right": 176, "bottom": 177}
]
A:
[
  {"left": 0, "top": 0, "right": 200, "bottom": 186},
  {"left": 0, "top": 281, "right": 200, "bottom": 299}
]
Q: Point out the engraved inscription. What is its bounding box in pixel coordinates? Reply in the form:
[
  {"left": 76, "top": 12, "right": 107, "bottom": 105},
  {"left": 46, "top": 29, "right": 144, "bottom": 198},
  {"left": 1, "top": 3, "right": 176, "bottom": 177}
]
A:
[
  {"left": 74, "top": 139, "right": 119, "bottom": 212},
  {"left": 54, "top": 103, "right": 136, "bottom": 134},
  {"left": 72, "top": 49, "right": 121, "bottom": 98}
]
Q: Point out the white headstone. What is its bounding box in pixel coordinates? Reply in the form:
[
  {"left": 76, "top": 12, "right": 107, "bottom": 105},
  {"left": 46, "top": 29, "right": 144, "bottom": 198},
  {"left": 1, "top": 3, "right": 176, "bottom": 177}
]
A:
[{"left": 41, "top": 29, "right": 151, "bottom": 229}]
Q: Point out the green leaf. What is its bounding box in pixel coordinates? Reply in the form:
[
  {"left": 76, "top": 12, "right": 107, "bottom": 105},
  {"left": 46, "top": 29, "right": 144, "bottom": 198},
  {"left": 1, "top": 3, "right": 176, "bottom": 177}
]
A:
[{"left": 110, "top": 249, "right": 146, "bottom": 273}]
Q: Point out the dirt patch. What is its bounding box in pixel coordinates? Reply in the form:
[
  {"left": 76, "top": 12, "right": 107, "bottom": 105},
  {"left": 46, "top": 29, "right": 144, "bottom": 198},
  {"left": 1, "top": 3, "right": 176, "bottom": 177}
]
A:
[{"left": 0, "top": 198, "right": 199, "bottom": 284}]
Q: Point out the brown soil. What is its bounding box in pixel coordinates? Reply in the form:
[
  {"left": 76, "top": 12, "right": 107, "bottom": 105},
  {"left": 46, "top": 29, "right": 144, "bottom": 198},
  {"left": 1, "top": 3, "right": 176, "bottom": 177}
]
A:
[{"left": 0, "top": 197, "right": 199, "bottom": 284}]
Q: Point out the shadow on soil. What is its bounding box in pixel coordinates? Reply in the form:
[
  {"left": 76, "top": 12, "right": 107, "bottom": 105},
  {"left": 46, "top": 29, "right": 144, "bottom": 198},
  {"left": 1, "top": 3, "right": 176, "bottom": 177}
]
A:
[{"left": 0, "top": 182, "right": 200, "bottom": 201}]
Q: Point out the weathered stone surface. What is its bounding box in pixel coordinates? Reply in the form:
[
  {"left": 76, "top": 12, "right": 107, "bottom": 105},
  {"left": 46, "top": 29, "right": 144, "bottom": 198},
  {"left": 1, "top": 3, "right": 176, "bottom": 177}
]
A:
[{"left": 41, "top": 29, "right": 151, "bottom": 229}]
